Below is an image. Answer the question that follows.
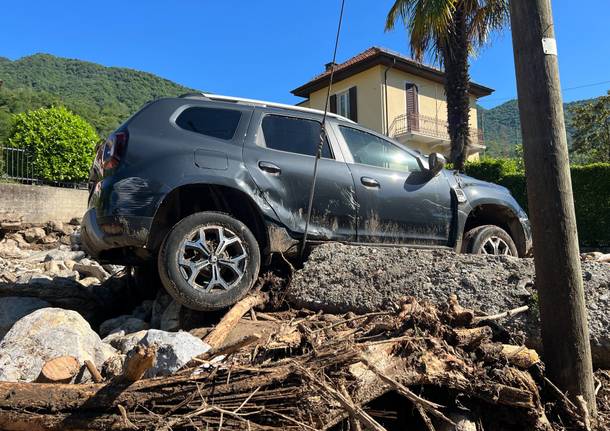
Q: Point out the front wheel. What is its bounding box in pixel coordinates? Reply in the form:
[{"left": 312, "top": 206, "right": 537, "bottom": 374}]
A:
[
  {"left": 158, "top": 212, "right": 261, "bottom": 311},
  {"left": 461, "top": 225, "right": 518, "bottom": 257}
]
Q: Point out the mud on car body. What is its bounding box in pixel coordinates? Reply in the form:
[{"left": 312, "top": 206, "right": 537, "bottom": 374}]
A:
[{"left": 82, "top": 93, "right": 532, "bottom": 311}]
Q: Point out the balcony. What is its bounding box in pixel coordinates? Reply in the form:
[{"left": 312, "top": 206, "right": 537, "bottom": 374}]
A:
[{"left": 388, "top": 113, "right": 484, "bottom": 155}]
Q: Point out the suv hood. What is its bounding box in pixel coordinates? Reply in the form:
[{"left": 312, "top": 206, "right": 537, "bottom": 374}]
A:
[{"left": 457, "top": 173, "right": 509, "bottom": 193}]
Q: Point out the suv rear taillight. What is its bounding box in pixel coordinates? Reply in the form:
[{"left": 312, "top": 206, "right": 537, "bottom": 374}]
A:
[{"left": 101, "top": 131, "right": 129, "bottom": 170}]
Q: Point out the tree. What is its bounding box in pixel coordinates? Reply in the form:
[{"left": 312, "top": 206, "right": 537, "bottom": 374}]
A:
[
  {"left": 7, "top": 106, "right": 98, "bottom": 182},
  {"left": 570, "top": 91, "right": 610, "bottom": 163},
  {"left": 386, "top": 0, "right": 509, "bottom": 170}
]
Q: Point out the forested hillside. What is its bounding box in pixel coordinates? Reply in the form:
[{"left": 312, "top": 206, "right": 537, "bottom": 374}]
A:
[
  {"left": 478, "top": 98, "right": 589, "bottom": 157},
  {"left": 0, "top": 54, "right": 194, "bottom": 140}
]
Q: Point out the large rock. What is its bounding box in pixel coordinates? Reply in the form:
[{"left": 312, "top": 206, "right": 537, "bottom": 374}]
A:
[
  {"left": 73, "top": 261, "right": 110, "bottom": 282},
  {"left": 0, "top": 239, "right": 30, "bottom": 259},
  {"left": 288, "top": 243, "right": 610, "bottom": 366},
  {"left": 0, "top": 297, "right": 51, "bottom": 339},
  {"left": 104, "top": 329, "right": 210, "bottom": 377},
  {"left": 0, "top": 308, "right": 116, "bottom": 382},
  {"left": 140, "top": 330, "right": 210, "bottom": 377},
  {"left": 99, "top": 315, "right": 149, "bottom": 338},
  {"left": 23, "top": 227, "right": 46, "bottom": 243}
]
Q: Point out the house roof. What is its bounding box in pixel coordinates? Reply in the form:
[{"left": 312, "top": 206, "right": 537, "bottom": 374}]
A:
[{"left": 291, "top": 46, "right": 494, "bottom": 99}]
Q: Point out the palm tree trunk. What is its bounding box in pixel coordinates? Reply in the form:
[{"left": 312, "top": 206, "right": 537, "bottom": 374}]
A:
[{"left": 443, "top": 1, "right": 471, "bottom": 171}]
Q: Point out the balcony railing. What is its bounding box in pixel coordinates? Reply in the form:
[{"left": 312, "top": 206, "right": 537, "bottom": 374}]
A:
[{"left": 388, "top": 113, "right": 484, "bottom": 145}]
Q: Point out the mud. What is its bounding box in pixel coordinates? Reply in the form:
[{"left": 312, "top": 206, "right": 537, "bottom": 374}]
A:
[{"left": 288, "top": 243, "right": 610, "bottom": 365}]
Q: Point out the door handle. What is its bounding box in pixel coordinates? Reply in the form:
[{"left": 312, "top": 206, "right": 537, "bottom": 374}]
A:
[
  {"left": 361, "top": 176, "right": 380, "bottom": 188},
  {"left": 258, "top": 161, "right": 281, "bottom": 175}
]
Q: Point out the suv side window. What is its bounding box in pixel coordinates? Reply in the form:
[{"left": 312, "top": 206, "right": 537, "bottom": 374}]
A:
[
  {"left": 176, "top": 107, "right": 242, "bottom": 140},
  {"left": 339, "top": 126, "right": 420, "bottom": 172},
  {"left": 260, "top": 115, "right": 332, "bottom": 158}
]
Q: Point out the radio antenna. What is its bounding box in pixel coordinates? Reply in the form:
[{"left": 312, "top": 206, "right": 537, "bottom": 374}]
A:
[{"left": 300, "top": 0, "right": 347, "bottom": 258}]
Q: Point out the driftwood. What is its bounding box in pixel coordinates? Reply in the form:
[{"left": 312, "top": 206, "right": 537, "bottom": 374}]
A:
[
  {"left": 203, "top": 291, "right": 268, "bottom": 349},
  {"left": 452, "top": 326, "right": 493, "bottom": 347},
  {"left": 0, "top": 297, "right": 585, "bottom": 431},
  {"left": 120, "top": 345, "right": 156, "bottom": 383},
  {"left": 502, "top": 344, "right": 541, "bottom": 369},
  {"left": 35, "top": 356, "right": 80, "bottom": 383},
  {"left": 84, "top": 360, "right": 103, "bottom": 383}
]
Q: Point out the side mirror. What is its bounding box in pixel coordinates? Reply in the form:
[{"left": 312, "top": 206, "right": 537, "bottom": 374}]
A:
[{"left": 428, "top": 152, "right": 446, "bottom": 176}]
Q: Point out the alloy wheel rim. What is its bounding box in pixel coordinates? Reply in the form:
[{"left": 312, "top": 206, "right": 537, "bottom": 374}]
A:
[
  {"left": 479, "top": 235, "right": 513, "bottom": 256},
  {"left": 177, "top": 225, "right": 247, "bottom": 292}
]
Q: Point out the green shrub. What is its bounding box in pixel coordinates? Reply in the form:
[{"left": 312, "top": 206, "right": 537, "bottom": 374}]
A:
[
  {"left": 6, "top": 106, "right": 98, "bottom": 182},
  {"left": 463, "top": 158, "right": 610, "bottom": 246},
  {"left": 464, "top": 158, "right": 520, "bottom": 183}
]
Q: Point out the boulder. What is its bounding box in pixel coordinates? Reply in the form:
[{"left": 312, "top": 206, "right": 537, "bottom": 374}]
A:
[
  {"left": 103, "top": 329, "right": 209, "bottom": 377},
  {"left": 160, "top": 301, "right": 182, "bottom": 332},
  {"left": 0, "top": 297, "right": 51, "bottom": 339},
  {"left": 0, "top": 239, "right": 30, "bottom": 259},
  {"left": 0, "top": 308, "right": 116, "bottom": 382},
  {"left": 43, "top": 248, "right": 86, "bottom": 263},
  {"left": 103, "top": 329, "right": 148, "bottom": 353},
  {"left": 101, "top": 354, "right": 125, "bottom": 378},
  {"left": 151, "top": 291, "right": 174, "bottom": 329},
  {"left": 99, "top": 315, "right": 149, "bottom": 338},
  {"left": 23, "top": 227, "right": 46, "bottom": 243},
  {"left": 79, "top": 277, "right": 101, "bottom": 287},
  {"left": 139, "top": 329, "right": 210, "bottom": 377},
  {"left": 73, "top": 261, "right": 110, "bottom": 282}
]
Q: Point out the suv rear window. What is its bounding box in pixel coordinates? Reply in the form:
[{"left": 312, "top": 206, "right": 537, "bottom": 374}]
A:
[
  {"left": 260, "top": 115, "right": 332, "bottom": 158},
  {"left": 176, "top": 107, "right": 241, "bottom": 140}
]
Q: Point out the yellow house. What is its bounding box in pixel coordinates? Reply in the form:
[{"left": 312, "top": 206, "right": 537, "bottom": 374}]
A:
[{"left": 291, "top": 46, "right": 493, "bottom": 159}]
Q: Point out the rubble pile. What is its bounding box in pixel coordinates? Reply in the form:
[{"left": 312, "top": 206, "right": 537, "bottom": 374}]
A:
[
  {"left": 289, "top": 244, "right": 610, "bottom": 366},
  {"left": 0, "top": 293, "right": 599, "bottom": 430},
  {"left": 0, "top": 220, "right": 609, "bottom": 429}
]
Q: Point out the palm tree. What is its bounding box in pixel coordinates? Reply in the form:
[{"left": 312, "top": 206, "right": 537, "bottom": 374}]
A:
[{"left": 386, "top": 0, "right": 508, "bottom": 170}]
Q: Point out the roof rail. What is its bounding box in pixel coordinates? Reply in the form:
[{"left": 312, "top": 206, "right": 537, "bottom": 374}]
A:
[{"left": 181, "top": 92, "right": 354, "bottom": 123}]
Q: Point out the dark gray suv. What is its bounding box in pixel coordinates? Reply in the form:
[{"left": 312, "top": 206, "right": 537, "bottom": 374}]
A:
[{"left": 82, "top": 93, "right": 532, "bottom": 310}]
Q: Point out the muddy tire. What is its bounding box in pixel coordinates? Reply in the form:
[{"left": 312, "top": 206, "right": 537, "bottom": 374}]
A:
[
  {"left": 158, "top": 212, "right": 261, "bottom": 311},
  {"left": 461, "top": 225, "right": 518, "bottom": 257}
]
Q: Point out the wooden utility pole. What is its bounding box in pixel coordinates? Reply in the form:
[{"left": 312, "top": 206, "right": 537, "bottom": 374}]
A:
[{"left": 509, "top": 0, "right": 596, "bottom": 414}]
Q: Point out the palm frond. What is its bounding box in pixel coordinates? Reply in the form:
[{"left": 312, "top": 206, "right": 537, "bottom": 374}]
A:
[{"left": 386, "top": 0, "right": 456, "bottom": 62}]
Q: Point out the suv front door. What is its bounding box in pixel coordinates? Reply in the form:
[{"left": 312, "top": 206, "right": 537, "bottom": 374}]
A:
[
  {"left": 243, "top": 110, "right": 357, "bottom": 242},
  {"left": 334, "top": 124, "right": 453, "bottom": 245}
]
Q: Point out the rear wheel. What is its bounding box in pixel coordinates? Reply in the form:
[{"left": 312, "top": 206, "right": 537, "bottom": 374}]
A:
[
  {"left": 461, "top": 225, "right": 518, "bottom": 257},
  {"left": 158, "top": 212, "right": 261, "bottom": 311}
]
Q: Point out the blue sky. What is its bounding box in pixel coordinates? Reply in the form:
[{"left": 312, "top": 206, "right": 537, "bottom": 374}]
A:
[{"left": 1, "top": 0, "right": 609, "bottom": 109}]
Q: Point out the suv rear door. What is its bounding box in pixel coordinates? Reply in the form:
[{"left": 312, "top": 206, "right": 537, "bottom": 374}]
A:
[
  {"left": 243, "top": 109, "right": 357, "bottom": 241},
  {"left": 333, "top": 123, "right": 453, "bottom": 245}
]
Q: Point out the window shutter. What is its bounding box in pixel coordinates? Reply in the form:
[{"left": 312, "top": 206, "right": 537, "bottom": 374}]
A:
[
  {"left": 349, "top": 86, "right": 358, "bottom": 122},
  {"left": 330, "top": 94, "right": 337, "bottom": 114},
  {"left": 405, "top": 83, "right": 419, "bottom": 131}
]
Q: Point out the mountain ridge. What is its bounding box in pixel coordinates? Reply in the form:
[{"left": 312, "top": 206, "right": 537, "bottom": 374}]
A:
[{"left": 0, "top": 53, "right": 194, "bottom": 138}]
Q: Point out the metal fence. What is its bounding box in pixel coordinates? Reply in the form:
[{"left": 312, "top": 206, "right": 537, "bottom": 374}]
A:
[
  {"left": 0, "top": 146, "right": 88, "bottom": 189},
  {"left": 389, "top": 113, "right": 484, "bottom": 145}
]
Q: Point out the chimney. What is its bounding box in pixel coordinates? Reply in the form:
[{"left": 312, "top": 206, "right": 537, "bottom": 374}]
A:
[{"left": 325, "top": 62, "right": 338, "bottom": 72}]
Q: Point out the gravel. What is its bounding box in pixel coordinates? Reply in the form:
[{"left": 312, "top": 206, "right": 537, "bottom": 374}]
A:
[{"left": 288, "top": 243, "right": 610, "bottom": 365}]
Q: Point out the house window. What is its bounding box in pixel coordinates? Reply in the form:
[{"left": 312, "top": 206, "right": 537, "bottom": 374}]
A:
[
  {"left": 330, "top": 87, "right": 358, "bottom": 122},
  {"left": 337, "top": 90, "right": 350, "bottom": 118}
]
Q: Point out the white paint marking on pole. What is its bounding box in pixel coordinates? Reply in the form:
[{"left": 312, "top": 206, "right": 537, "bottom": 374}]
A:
[{"left": 542, "top": 38, "right": 557, "bottom": 55}]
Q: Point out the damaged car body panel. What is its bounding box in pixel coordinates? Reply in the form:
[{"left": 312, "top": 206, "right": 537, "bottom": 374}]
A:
[{"left": 82, "top": 94, "right": 532, "bottom": 272}]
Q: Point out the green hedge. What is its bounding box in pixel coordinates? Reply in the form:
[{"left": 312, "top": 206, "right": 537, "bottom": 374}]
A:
[
  {"left": 464, "top": 160, "right": 610, "bottom": 246},
  {"left": 6, "top": 106, "right": 98, "bottom": 182}
]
